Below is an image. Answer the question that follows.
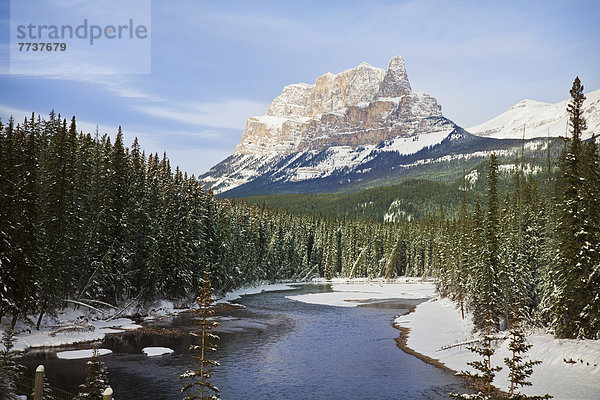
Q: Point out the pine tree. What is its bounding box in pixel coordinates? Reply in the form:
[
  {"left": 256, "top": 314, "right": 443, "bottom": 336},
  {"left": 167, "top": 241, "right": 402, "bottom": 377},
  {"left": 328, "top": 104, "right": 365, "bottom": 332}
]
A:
[
  {"left": 578, "top": 133, "right": 600, "bottom": 337},
  {"left": 484, "top": 153, "right": 501, "bottom": 329},
  {"left": 543, "top": 77, "right": 598, "bottom": 338},
  {"left": 504, "top": 321, "right": 552, "bottom": 400},
  {"left": 37, "top": 116, "right": 78, "bottom": 320},
  {"left": 456, "top": 171, "right": 471, "bottom": 319},
  {"left": 181, "top": 272, "right": 220, "bottom": 400},
  {"left": 75, "top": 347, "right": 109, "bottom": 400},
  {"left": 470, "top": 155, "right": 502, "bottom": 332},
  {"left": 384, "top": 239, "right": 402, "bottom": 280},
  {"left": 106, "top": 127, "right": 131, "bottom": 301},
  {"left": 324, "top": 229, "right": 336, "bottom": 280},
  {"left": 450, "top": 332, "right": 502, "bottom": 399},
  {"left": 0, "top": 329, "right": 23, "bottom": 400}
]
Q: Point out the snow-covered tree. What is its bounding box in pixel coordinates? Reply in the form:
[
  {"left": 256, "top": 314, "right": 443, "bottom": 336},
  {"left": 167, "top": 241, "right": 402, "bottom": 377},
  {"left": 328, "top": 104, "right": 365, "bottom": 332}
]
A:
[
  {"left": 542, "top": 77, "right": 600, "bottom": 339},
  {"left": 75, "top": 347, "right": 109, "bottom": 400},
  {"left": 469, "top": 155, "right": 502, "bottom": 332},
  {"left": 504, "top": 321, "right": 552, "bottom": 400},
  {"left": 0, "top": 329, "right": 22, "bottom": 399},
  {"left": 450, "top": 332, "right": 502, "bottom": 399}
]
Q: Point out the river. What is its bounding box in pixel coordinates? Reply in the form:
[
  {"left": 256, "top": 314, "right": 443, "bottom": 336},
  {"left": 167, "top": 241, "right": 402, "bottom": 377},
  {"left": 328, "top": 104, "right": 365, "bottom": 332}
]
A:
[{"left": 19, "top": 283, "right": 469, "bottom": 399}]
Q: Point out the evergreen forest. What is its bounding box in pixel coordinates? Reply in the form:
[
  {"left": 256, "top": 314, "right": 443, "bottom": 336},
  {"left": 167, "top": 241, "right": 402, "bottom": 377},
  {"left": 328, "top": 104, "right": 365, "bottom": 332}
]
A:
[{"left": 1, "top": 78, "right": 598, "bottom": 340}]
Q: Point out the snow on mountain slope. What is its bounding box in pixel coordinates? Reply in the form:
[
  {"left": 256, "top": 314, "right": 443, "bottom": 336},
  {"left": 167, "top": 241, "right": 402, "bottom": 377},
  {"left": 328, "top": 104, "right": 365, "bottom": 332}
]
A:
[
  {"left": 202, "top": 124, "right": 456, "bottom": 193},
  {"left": 200, "top": 153, "right": 282, "bottom": 193},
  {"left": 468, "top": 89, "right": 600, "bottom": 139},
  {"left": 286, "top": 126, "right": 456, "bottom": 182}
]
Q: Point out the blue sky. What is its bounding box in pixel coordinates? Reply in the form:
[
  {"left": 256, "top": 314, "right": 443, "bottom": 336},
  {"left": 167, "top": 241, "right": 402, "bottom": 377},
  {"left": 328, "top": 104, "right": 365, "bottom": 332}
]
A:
[{"left": 1, "top": 0, "right": 599, "bottom": 175}]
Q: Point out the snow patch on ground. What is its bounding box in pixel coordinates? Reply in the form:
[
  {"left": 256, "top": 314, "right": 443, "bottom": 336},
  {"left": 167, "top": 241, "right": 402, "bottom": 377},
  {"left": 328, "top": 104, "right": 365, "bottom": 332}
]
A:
[
  {"left": 142, "top": 347, "right": 174, "bottom": 357},
  {"left": 287, "top": 278, "right": 435, "bottom": 307},
  {"left": 142, "top": 299, "right": 191, "bottom": 321},
  {"left": 56, "top": 348, "right": 112, "bottom": 359},
  {"left": 218, "top": 283, "right": 300, "bottom": 303},
  {"left": 395, "top": 297, "right": 600, "bottom": 400}
]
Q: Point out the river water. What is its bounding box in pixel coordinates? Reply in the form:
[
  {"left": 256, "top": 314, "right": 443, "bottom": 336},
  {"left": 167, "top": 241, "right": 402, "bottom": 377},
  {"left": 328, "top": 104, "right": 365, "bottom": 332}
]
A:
[{"left": 20, "top": 283, "right": 469, "bottom": 399}]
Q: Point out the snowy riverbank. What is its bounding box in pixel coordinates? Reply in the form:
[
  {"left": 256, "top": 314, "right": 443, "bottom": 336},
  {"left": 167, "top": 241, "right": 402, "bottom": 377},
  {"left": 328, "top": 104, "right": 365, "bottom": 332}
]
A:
[
  {"left": 395, "top": 297, "right": 600, "bottom": 400},
  {"left": 0, "top": 282, "right": 300, "bottom": 352},
  {"left": 286, "top": 277, "right": 435, "bottom": 306},
  {"left": 287, "top": 279, "right": 600, "bottom": 400},
  {"left": 0, "top": 307, "right": 144, "bottom": 352}
]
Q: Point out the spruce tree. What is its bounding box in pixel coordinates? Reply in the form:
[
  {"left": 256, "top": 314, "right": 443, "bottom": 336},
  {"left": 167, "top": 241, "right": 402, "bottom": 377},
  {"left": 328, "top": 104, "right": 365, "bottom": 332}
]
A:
[
  {"left": 75, "top": 347, "right": 109, "bottom": 400},
  {"left": 504, "top": 321, "right": 552, "bottom": 400},
  {"left": 578, "top": 133, "right": 600, "bottom": 337},
  {"left": 456, "top": 171, "right": 471, "bottom": 319},
  {"left": 450, "top": 333, "right": 502, "bottom": 399},
  {"left": 484, "top": 153, "right": 501, "bottom": 329},
  {"left": 470, "top": 155, "right": 502, "bottom": 332},
  {"left": 181, "top": 272, "right": 220, "bottom": 400},
  {"left": 0, "top": 329, "right": 22, "bottom": 400},
  {"left": 324, "top": 230, "right": 336, "bottom": 280},
  {"left": 543, "top": 77, "right": 598, "bottom": 338},
  {"left": 384, "top": 239, "right": 402, "bottom": 280}
]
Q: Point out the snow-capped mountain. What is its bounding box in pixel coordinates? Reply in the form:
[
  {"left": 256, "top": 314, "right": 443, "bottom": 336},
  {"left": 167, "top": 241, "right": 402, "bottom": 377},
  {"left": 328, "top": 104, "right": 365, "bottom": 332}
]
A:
[
  {"left": 200, "top": 57, "right": 594, "bottom": 197},
  {"left": 468, "top": 89, "right": 600, "bottom": 140},
  {"left": 201, "top": 57, "right": 474, "bottom": 195}
]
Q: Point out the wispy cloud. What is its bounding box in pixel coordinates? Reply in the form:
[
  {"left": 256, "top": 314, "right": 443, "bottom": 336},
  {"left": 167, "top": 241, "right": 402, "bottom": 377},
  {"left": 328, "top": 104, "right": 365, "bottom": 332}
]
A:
[
  {"left": 135, "top": 99, "right": 268, "bottom": 131},
  {"left": 43, "top": 73, "right": 163, "bottom": 101}
]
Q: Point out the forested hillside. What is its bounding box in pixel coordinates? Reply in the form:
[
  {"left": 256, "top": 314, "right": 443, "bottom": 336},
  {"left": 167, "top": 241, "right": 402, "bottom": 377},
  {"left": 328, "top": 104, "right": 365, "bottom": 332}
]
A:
[
  {"left": 0, "top": 113, "right": 427, "bottom": 329},
  {"left": 241, "top": 168, "right": 551, "bottom": 223},
  {"left": 1, "top": 77, "right": 598, "bottom": 340},
  {"left": 433, "top": 78, "right": 600, "bottom": 339},
  {"left": 242, "top": 179, "right": 473, "bottom": 222}
]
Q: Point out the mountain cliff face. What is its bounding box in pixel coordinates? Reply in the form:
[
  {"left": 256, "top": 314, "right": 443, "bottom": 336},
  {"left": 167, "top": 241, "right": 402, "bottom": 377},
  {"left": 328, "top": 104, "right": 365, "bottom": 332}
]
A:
[
  {"left": 235, "top": 56, "right": 443, "bottom": 156},
  {"left": 202, "top": 56, "right": 464, "bottom": 194}
]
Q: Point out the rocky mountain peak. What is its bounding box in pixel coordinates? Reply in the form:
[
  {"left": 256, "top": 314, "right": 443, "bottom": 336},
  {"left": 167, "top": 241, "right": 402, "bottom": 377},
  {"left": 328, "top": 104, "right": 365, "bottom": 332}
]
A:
[
  {"left": 265, "top": 61, "right": 385, "bottom": 119},
  {"left": 377, "top": 56, "right": 411, "bottom": 97},
  {"left": 234, "top": 56, "right": 443, "bottom": 156}
]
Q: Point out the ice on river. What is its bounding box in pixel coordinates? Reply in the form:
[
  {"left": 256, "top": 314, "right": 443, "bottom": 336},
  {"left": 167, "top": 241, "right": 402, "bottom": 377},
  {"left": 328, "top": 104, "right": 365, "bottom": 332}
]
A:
[
  {"left": 142, "top": 347, "right": 174, "bottom": 357},
  {"left": 57, "top": 348, "right": 112, "bottom": 359}
]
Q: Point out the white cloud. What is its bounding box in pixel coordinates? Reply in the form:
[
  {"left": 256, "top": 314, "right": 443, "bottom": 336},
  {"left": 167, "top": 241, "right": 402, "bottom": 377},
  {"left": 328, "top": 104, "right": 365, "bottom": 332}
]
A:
[
  {"left": 135, "top": 99, "right": 268, "bottom": 130},
  {"left": 5, "top": 68, "right": 264, "bottom": 133}
]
